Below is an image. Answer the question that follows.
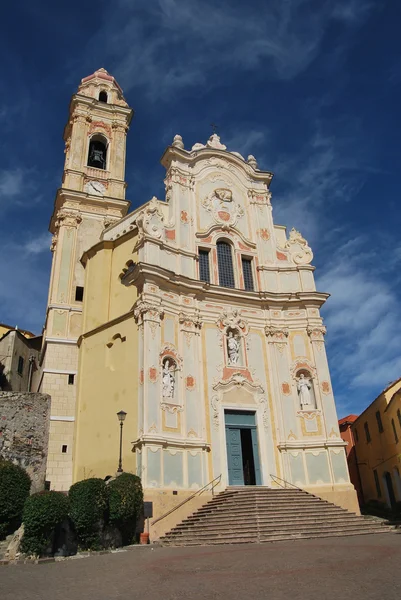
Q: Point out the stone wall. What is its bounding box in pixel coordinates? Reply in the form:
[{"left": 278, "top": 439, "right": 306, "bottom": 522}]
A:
[{"left": 0, "top": 392, "right": 51, "bottom": 493}]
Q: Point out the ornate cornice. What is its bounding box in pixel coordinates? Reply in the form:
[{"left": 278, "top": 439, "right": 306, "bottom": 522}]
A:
[{"left": 133, "top": 298, "right": 164, "bottom": 325}]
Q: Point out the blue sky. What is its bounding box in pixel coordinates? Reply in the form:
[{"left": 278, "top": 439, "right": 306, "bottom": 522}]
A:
[{"left": 1, "top": 0, "right": 401, "bottom": 417}]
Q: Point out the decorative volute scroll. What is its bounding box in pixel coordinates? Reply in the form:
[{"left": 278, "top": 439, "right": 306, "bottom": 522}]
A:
[
  {"left": 136, "top": 197, "right": 165, "bottom": 242},
  {"left": 55, "top": 209, "right": 82, "bottom": 229},
  {"left": 217, "top": 308, "right": 249, "bottom": 336},
  {"left": 133, "top": 297, "right": 164, "bottom": 326},
  {"left": 307, "top": 326, "right": 327, "bottom": 341},
  {"left": 265, "top": 326, "right": 289, "bottom": 341},
  {"left": 247, "top": 189, "right": 272, "bottom": 206},
  {"left": 201, "top": 188, "right": 244, "bottom": 227},
  {"left": 179, "top": 310, "right": 202, "bottom": 330},
  {"left": 284, "top": 228, "right": 313, "bottom": 265}
]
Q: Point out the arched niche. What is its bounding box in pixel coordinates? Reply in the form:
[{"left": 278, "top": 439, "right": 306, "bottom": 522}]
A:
[
  {"left": 295, "top": 368, "right": 317, "bottom": 410},
  {"left": 99, "top": 90, "right": 108, "bottom": 103},
  {"left": 87, "top": 133, "right": 108, "bottom": 170}
]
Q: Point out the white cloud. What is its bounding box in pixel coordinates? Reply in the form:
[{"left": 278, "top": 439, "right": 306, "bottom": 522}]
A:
[
  {"left": 316, "top": 235, "right": 401, "bottom": 412},
  {"left": 86, "top": 0, "right": 375, "bottom": 99},
  {"left": 0, "top": 168, "right": 25, "bottom": 198},
  {"left": 24, "top": 233, "right": 52, "bottom": 255}
]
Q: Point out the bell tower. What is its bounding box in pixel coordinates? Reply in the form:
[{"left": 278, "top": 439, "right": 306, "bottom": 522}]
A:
[{"left": 39, "top": 69, "right": 133, "bottom": 490}]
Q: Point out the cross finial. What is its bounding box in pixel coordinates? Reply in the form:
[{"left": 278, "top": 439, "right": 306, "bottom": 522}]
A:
[{"left": 210, "top": 123, "right": 218, "bottom": 135}]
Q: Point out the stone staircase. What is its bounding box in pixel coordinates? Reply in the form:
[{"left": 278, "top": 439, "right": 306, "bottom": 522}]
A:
[{"left": 160, "top": 487, "right": 392, "bottom": 546}]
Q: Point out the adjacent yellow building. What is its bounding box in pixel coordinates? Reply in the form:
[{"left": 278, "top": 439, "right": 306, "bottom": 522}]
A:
[{"left": 352, "top": 379, "right": 401, "bottom": 507}]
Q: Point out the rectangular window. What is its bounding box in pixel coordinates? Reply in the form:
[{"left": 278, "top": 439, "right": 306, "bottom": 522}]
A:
[
  {"left": 217, "top": 241, "right": 235, "bottom": 288},
  {"left": 17, "top": 356, "right": 24, "bottom": 375},
  {"left": 68, "top": 374, "right": 75, "bottom": 385},
  {"left": 198, "top": 250, "right": 211, "bottom": 283},
  {"left": 373, "top": 469, "right": 381, "bottom": 497},
  {"left": 62, "top": 445, "right": 68, "bottom": 454},
  {"left": 75, "top": 286, "right": 84, "bottom": 302},
  {"left": 354, "top": 427, "right": 359, "bottom": 442},
  {"left": 375, "top": 410, "right": 384, "bottom": 433},
  {"left": 241, "top": 257, "right": 254, "bottom": 291},
  {"left": 391, "top": 419, "right": 399, "bottom": 444},
  {"left": 364, "top": 421, "right": 371, "bottom": 443}
]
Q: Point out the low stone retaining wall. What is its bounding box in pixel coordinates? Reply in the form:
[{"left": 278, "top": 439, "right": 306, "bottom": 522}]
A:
[{"left": 0, "top": 392, "right": 51, "bottom": 492}]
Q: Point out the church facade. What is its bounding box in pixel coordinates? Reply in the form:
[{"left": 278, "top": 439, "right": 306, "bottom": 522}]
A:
[{"left": 35, "top": 69, "right": 359, "bottom": 525}]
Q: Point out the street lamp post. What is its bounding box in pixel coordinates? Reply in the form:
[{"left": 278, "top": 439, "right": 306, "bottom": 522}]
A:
[{"left": 117, "top": 410, "right": 127, "bottom": 473}]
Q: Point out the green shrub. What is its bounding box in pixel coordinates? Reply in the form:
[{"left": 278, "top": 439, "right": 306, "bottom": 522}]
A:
[
  {"left": 69, "top": 478, "right": 108, "bottom": 550},
  {"left": 108, "top": 473, "right": 143, "bottom": 545},
  {"left": 21, "top": 491, "right": 69, "bottom": 556},
  {"left": 0, "top": 460, "right": 31, "bottom": 538}
]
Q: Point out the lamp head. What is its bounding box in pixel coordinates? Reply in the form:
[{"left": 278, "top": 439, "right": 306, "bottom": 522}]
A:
[{"left": 117, "top": 410, "right": 127, "bottom": 422}]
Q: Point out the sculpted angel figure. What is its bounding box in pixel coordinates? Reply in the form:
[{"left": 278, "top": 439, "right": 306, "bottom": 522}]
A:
[
  {"left": 227, "top": 331, "right": 240, "bottom": 366},
  {"left": 162, "top": 360, "right": 175, "bottom": 399},
  {"left": 297, "top": 373, "right": 313, "bottom": 408}
]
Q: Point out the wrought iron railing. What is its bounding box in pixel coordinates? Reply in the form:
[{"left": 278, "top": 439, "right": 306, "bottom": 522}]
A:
[
  {"left": 270, "top": 474, "right": 301, "bottom": 490},
  {"left": 151, "top": 474, "right": 222, "bottom": 527}
]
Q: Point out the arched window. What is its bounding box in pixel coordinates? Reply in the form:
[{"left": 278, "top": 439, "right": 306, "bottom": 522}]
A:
[
  {"left": 87, "top": 134, "right": 107, "bottom": 170},
  {"left": 217, "top": 240, "right": 235, "bottom": 288},
  {"left": 99, "top": 91, "right": 108, "bottom": 103}
]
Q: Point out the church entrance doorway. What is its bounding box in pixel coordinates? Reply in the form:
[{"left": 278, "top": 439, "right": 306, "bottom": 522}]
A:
[{"left": 225, "top": 410, "right": 262, "bottom": 486}]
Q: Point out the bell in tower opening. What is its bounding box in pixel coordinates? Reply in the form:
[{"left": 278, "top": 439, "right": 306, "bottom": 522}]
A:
[{"left": 88, "top": 135, "right": 107, "bottom": 170}]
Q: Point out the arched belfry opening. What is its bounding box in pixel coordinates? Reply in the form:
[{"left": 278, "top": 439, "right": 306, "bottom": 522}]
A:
[
  {"left": 87, "top": 134, "right": 107, "bottom": 170},
  {"left": 99, "top": 90, "right": 108, "bottom": 103}
]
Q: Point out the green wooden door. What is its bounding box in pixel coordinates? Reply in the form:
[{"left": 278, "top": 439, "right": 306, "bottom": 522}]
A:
[
  {"left": 226, "top": 427, "right": 244, "bottom": 485},
  {"left": 251, "top": 427, "right": 262, "bottom": 485}
]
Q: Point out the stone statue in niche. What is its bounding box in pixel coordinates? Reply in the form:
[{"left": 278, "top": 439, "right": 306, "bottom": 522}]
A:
[
  {"left": 162, "top": 359, "right": 175, "bottom": 399},
  {"left": 227, "top": 331, "right": 240, "bottom": 366},
  {"left": 297, "top": 373, "right": 314, "bottom": 409}
]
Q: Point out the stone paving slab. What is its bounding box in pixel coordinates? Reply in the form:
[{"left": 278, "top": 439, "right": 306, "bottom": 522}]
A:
[{"left": 1, "top": 533, "right": 400, "bottom": 600}]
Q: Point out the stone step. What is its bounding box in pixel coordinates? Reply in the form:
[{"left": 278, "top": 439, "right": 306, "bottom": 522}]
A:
[
  {"left": 163, "top": 522, "right": 390, "bottom": 542},
  {"left": 193, "top": 499, "right": 329, "bottom": 513},
  {"left": 170, "top": 516, "right": 380, "bottom": 533},
  {"left": 165, "top": 519, "right": 387, "bottom": 537},
  {"left": 189, "top": 507, "right": 350, "bottom": 520},
  {"left": 159, "top": 487, "right": 392, "bottom": 547},
  {"left": 188, "top": 505, "right": 351, "bottom": 518},
  {"left": 162, "top": 528, "right": 391, "bottom": 546},
  {"left": 182, "top": 510, "right": 363, "bottom": 524}
]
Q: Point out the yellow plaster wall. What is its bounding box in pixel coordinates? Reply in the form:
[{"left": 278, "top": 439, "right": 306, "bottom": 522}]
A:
[
  {"left": 352, "top": 379, "right": 401, "bottom": 505},
  {"left": 82, "top": 233, "right": 138, "bottom": 333},
  {"left": 73, "top": 316, "right": 139, "bottom": 481}
]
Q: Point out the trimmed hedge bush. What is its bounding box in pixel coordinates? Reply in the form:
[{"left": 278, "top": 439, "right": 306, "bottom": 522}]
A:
[
  {"left": 0, "top": 460, "right": 31, "bottom": 539},
  {"left": 21, "top": 491, "right": 69, "bottom": 556},
  {"left": 69, "top": 478, "right": 108, "bottom": 550},
  {"left": 108, "top": 473, "right": 143, "bottom": 545}
]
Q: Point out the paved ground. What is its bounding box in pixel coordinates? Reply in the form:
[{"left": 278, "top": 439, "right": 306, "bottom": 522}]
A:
[{"left": 1, "top": 533, "right": 400, "bottom": 600}]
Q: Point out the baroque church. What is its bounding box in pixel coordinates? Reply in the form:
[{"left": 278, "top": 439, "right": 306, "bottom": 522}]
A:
[{"left": 34, "top": 68, "right": 359, "bottom": 530}]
